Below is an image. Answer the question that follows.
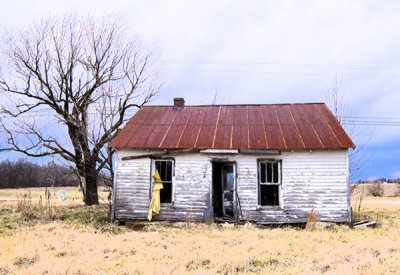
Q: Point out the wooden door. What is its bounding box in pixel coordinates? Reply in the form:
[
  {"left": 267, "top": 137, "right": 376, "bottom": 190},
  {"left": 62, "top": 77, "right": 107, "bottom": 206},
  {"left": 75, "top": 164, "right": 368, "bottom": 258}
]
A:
[{"left": 222, "top": 164, "right": 235, "bottom": 219}]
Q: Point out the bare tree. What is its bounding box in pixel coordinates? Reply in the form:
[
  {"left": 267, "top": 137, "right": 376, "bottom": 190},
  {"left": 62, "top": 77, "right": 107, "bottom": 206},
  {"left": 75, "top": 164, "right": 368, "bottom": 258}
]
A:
[
  {"left": 326, "top": 75, "right": 374, "bottom": 182},
  {"left": 0, "top": 14, "right": 161, "bottom": 205}
]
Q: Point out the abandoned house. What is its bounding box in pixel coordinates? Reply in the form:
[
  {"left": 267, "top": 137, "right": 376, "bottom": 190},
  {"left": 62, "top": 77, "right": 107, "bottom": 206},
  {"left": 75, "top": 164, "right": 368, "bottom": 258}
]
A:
[{"left": 109, "top": 98, "right": 355, "bottom": 224}]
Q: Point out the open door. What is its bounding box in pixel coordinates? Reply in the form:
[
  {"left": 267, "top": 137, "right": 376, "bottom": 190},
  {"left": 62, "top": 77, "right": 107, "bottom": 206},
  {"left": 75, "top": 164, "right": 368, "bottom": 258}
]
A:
[{"left": 212, "top": 162, "right": 236, "bottom": 221}]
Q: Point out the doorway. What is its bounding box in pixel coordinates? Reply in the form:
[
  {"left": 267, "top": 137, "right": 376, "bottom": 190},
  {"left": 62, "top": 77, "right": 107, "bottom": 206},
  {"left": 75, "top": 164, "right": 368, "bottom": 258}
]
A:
[{"left": 212, "top": 162, "right": 236, "bottom": 221}]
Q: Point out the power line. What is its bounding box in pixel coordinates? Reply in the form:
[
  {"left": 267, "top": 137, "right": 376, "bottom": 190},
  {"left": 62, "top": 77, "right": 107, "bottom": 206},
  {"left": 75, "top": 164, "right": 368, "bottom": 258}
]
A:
[
  {"left": 166, "top": 60, "right": 400, "bottom": 70},
  {"left": 341, "top": 116, "right": 400, "bottom": 126},
  {"left": 165, "top": 60, "right": 400, "bottom": 76},
  {"left": 2, "top": 115, "right": 400, "bottom": 127},
  {"left": 342, "top": 121, "right": 400, "bottom": 126}
]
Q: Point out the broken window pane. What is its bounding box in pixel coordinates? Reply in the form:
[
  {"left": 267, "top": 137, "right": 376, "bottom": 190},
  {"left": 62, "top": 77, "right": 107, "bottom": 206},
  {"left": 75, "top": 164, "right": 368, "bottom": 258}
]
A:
[{"left": 223, "top": 165, "right": 234, "bottom": 190}]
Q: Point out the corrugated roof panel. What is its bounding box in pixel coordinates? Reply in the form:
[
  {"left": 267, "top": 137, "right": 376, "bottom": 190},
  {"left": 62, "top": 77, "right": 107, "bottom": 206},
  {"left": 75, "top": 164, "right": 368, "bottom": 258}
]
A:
[
  {"left": 313, "top": 123, "right": 342, "bottom": 148},
  {"left": 275, "top": 105, "right": 294, "bottom": 125},
  {"left": 248, "top": 106, "right": 263, "bottom": 125},
  {"left": 249, "top": 125, "right": 267, "bottom": 149},
  {"left": 265, "top": 125, "right": 286, "bottom": 149},
  {"left": 187, "top": 107, "right": 206, "bottom": 125},
  {"left": 233, "top": 106, "right": 247, "bottom": 126},
  {"left": 177, "top": 125, "right": 201, "bottom": 148},
  {"left": 231, "top": 125, "right": 248, "bottom": 149},
  {"left": 156, "top": 107, "right": 177, "bottom": 125},
  {"left": 172, "top": 108, "right": 192, "bottom": 125},
  {"left": 160, "top": 124, "right": 185, "bottom": 148},
  {"left": 143, "top": 107, "right": 165, "bottom": 125},
  {"left": 196, "top": 125, "right": 216, "bottom": 148},
  {"left": 144, "top": 125, "right": 170, "bottom": 148},
  {"left": 127, "top": 106, "right": 154, "bottom": 125},
  {"left": 328, "top": 122, "right": 354, "bottom": 148},
  {"left": 126, "top": 124, "right": 154, "bottom": 148},
  {"left": 296, "top": 124, "right": 324, "bottom": 148},
  {"left": 217, "top": 106, "right": 229, "bottom": 125},
  {"left": 289, "top": 104, "right": 311, "bottom": 125},
  {"left": 203, "top": 106, "right": 219, "bottom": 126},
  {"left": 280, "top": 124, "right": 305, "bottom": 149},
  {"left": 225, "top": 106, "right": 234, "bottom": 125},
  {"left": 261, "top": 105, "right": 279, "bottom": 125},
  {"left": 214, "top": 125, "right": 232, "bottom": 149},
  {"left": 316, "top": 104, "right": 355, "bottom": 148},
  {"left": 109, "top": 124, "right": 135, "bottom": 147},
  {"left": 317, "top": 104, "right": 338, "bottom": 124},
  {"left": 274, "top": 105, "right": 304, "bottom": 148}
]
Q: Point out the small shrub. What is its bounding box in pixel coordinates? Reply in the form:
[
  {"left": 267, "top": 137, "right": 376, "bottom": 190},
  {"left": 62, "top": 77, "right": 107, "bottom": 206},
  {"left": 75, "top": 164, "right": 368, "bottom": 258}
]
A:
[
  {"left": 368, "top": 182, "right": 383, "bottom": 197},
  {"left": 184, "top": 210, "right": 198, "bottom": 230},
  {"left": 306, "top": 208, "right": 321, "bottom": 231},
  {"left": 13, "top": 256, "right": 37, "bottom": 268},
  {"left": 248, "top": 257, "right": 279, "bottom": 271},
  {"left": 185, "top": 258, "right": 211, "bottom": 271}
]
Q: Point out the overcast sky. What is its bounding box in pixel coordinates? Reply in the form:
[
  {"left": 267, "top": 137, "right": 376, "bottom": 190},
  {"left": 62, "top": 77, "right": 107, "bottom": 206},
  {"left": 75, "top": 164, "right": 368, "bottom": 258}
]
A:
[{"left": 1, "top": 0, "right": 400, "bottom": 180}]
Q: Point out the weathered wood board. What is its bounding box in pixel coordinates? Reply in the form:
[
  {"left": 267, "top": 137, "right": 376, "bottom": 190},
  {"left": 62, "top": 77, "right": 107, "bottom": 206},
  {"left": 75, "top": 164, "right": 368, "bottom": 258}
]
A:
[{"left": 113, "top": 149, "right": 351, "bottom": 224}]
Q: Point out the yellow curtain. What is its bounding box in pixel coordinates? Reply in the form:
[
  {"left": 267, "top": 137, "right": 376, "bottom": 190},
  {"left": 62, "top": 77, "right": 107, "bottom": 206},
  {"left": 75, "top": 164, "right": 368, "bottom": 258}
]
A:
[{"left": 148, "top": 168, "right": 164, "bottom": 221}]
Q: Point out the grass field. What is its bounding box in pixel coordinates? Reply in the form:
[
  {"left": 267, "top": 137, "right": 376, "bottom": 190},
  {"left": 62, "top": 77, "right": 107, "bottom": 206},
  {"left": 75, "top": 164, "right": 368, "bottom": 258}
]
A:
[
  {"left": 0, "top": 186, "right": 111, "bottom": 203},
  {"left": 0, "top": 189, "right": 399, "bottom": 274}
]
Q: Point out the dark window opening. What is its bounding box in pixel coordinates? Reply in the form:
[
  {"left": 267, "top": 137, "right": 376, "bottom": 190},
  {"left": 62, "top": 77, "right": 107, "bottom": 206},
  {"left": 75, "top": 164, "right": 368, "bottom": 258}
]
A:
[
  {"left": 260, "top": 185, "right": 279, "bottom": 206},
  {"left": 260, "top": 162, "right": 279, "bottom": 183},
  {"left": 259, "top": 160, "right": 280, "bottom": 206},
  {"left": 160, "top": 182, "right": 172, "bottom": 203},
  {"left": 154, "top": 160, "right": 173, "bottom": 203}
]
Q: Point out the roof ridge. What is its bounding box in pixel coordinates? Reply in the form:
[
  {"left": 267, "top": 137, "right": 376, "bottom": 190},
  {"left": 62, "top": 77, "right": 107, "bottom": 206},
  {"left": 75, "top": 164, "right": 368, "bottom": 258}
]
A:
[{"left": 143, "top": 102, "right": 326, "bottom": 107}]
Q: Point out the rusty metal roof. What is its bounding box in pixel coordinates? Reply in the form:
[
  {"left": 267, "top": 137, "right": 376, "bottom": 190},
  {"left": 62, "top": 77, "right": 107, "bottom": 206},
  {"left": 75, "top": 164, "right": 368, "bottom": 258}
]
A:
[{"left": 109, "top": 103, "right": 355, "bottom": 150}]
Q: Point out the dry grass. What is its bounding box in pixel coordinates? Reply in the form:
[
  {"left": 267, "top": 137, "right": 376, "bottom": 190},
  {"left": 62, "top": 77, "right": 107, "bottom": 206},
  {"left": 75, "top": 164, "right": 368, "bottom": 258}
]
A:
[
  {"left": 352, "top": 182, "right": 400, "bottom": 198},
  {"left": 0, "top": 201, "right": 399, "bottom": 274},
  {"left": 0, "top": 187, "right": 111, "bottom": 204}
]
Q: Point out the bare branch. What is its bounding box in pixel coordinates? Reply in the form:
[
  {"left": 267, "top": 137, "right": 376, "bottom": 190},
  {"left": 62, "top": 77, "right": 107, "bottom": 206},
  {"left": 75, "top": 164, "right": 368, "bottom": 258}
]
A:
[
  {"left": 0, "top": 14, "right": 161, "bottom": 205},
  {"left": 326, "top": 75, "right": 375, "bottom": 181}
]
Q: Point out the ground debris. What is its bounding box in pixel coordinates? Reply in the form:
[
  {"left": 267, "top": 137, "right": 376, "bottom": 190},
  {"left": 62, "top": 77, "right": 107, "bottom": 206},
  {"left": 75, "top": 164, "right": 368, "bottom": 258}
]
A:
[
  {"left": 221, "top": 222, "right": 235, "bottom": 228},
  {"left": 353, "top": 220, "right": 377, "bottom": 229},
  {"left": 125, "top": 221, "right": 147, "bottom": 230}
]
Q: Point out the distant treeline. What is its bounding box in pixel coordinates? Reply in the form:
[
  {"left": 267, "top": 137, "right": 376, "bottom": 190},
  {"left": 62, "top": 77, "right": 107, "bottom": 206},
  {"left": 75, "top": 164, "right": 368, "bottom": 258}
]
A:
[
  {"left": 0, "top": 158, "right": 78, "bottom": 188},
  {"left": 357, "top": 178, "right": 400, "bottom": 184}
]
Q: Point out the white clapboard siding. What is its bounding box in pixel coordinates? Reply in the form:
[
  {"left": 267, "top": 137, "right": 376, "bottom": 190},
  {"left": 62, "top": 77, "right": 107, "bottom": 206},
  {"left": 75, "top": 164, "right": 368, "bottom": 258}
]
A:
[{"left": 113, "top": 149, "right": 350, "bottom": 223}]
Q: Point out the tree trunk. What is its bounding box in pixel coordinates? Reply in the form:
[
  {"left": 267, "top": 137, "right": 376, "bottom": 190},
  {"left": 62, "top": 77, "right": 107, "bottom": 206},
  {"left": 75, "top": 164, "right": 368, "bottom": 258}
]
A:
[
  {"left": 83, "top": 166, "right": 99, "bottom": 205},
  {"left": 84, "top": 176, "right": 99, "bottom": 205}
]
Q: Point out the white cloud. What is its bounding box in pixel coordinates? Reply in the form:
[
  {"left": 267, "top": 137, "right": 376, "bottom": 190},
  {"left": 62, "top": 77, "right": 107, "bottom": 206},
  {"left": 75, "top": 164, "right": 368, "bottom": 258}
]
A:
[{"left": 1, "top": 0, "right": 400, "bottom": 178}]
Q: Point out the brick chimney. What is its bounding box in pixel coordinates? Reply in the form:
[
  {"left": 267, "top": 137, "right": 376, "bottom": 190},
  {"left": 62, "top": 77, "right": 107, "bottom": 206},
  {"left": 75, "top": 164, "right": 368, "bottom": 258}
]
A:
[{"left": 173, "top": 97, "right": 185, "bottom": 110}]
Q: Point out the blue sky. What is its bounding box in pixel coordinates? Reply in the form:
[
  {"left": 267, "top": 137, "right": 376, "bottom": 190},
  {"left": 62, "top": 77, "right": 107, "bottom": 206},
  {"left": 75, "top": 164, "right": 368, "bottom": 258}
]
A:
[{"left": 0, "top": 0, "right": 399, "bottom": 180}]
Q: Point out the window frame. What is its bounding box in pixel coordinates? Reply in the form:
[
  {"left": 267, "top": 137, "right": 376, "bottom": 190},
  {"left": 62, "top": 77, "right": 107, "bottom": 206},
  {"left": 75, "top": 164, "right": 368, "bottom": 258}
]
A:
[
  {"left": 151, "top": 158, "right": 175, "bottom": 205},
  {"left": 257, "top": 159, "right": 282, "bottom": 208}
]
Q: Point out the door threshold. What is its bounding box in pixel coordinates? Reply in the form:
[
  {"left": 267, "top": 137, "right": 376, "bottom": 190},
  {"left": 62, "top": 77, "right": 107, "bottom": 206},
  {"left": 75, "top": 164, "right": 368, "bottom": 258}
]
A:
[{"left": 214, "top": 217, "right": 237, "bottom": 223}]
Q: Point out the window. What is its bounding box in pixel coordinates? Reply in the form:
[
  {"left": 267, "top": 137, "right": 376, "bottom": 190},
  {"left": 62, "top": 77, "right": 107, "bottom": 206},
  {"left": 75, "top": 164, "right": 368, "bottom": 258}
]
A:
[
  {"left": 153, "top": 160, "right": 173, "bottom": 203},
  {"left": 258, "top": 160, "right": 281, "bottom": 206}
]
